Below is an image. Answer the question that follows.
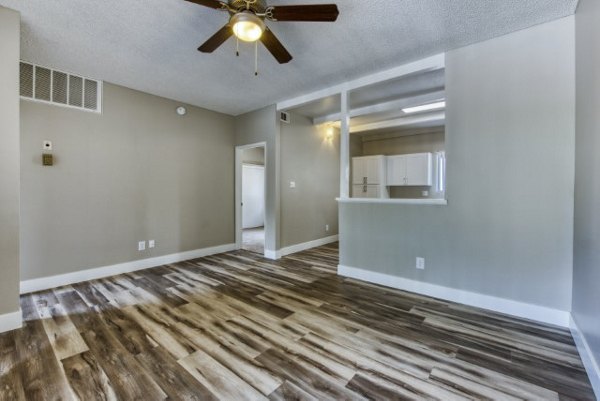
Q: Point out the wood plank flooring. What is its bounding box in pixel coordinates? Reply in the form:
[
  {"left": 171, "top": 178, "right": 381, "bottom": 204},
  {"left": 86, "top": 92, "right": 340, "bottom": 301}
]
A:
[{"left": 0, "top": 243, "right": 595, "bottom": 400}]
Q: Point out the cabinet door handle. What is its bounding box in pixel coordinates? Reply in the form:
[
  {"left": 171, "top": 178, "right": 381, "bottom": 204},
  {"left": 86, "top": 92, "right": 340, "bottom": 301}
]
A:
[
  {"left": 363, "top": 185, "right": 367, "bottom": 193},
  {"left": 363, "top": 177, "right": 367, "bottom": 184}
]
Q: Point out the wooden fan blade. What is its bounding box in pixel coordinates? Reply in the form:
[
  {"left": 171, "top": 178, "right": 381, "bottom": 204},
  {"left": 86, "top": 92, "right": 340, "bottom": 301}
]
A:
[
  {"left": 260, "top": 28, "right": 293, "bottom": 64},
  {"left": 185, "top": 0, "right": 226, "bottom": 10},
  {"left": 198, "top": 24, "right": 233, "bottom": 53},
  {"left": 268, "top": 4, "right": 339, "bottom": 22}
]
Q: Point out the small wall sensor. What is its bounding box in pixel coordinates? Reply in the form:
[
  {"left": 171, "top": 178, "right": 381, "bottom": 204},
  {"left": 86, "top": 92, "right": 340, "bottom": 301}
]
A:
[
  {"left": 42, "top": 154, "right": 53, "bottom": 166},
  {"left": 176, "top": 106, "right": 187, "bottom": 116},
  {"left": 43, "top": 140, "right": 52, "bottom": 151}
]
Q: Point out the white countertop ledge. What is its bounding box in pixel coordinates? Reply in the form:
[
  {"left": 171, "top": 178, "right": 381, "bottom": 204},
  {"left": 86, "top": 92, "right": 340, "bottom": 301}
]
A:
[{"left": 337, "top": 198, "right": 448, "bottom": 206}]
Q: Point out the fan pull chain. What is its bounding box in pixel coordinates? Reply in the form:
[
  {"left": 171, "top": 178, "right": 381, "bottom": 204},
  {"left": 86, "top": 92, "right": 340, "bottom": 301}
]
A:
[
  {"left": 236, "top": 37, "right": 239, "bottom": 57},
  {"left": 255, "top": 41, "right": 258, "bottom": 76}
]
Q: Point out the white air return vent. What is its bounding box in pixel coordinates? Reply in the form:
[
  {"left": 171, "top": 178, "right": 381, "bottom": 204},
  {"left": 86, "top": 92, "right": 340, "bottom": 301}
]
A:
[
  {"left": 52, "top": 71, "right": 68, "bottom": 104},
  {"left": 35, "top": 66, "right": 51, "bottom": 101},
  {"left": 20, "top": 61, "right": 102, "bottom": 113},
  {"left": 280, "top": 111, "right": 290, "bottom": 123},
  {"left": 20, "top": 63, "right": 33, "bottom": 98},
  {"left": 84, "top": 79, "right": 98, "bottom": 110}
]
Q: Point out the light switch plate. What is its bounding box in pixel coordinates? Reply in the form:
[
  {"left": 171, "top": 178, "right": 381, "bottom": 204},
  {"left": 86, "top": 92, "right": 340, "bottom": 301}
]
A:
[
  {"left": 148, "top": 240, "right": 155, "bottom": 248},
  {"left": 290, "top": 181, "right": 296, "bottom": 188},
  {"left": 416, "top": 257, "right": 425, "bottom": 270},
  {"left": 138, "top": 241, "right": 146, "bottom": 251}
]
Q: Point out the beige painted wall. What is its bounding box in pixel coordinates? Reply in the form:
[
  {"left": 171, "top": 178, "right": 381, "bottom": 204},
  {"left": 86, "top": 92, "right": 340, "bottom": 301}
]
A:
[
  {"left": 20, "top": 83, "right": 235, "bottom": 280},
  {"left": 360, "top": 130, "right": 445, "bottom": 156},
  {"left": 280, "top": 113, "right": 340, "bottom": 248},
  {"left": 242, "top": 146, "right": 265, "bottom": 165},
  {"left": 0, "top": 6, "right": 20, "bottom": 315}
]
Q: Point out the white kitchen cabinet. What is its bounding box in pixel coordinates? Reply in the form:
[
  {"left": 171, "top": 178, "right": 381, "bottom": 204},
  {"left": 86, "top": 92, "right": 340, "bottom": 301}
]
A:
[
  {"left": 352, "top": 184, "right": 383, "bottom": 199},
  {"left": 352, "top": 155, "right": 389, "bottom": 199},
  {"left": 386, "top": 155, "right": 407, "bottom": 186},
  {"left": 386, "top": 153, "right": 432, "bottom": 186},
  {"left": 352, "top": 155, "right": 386, "bottom": 185},
  {"left": 406, "top": 153, "right": 433, "bottom": 185}
]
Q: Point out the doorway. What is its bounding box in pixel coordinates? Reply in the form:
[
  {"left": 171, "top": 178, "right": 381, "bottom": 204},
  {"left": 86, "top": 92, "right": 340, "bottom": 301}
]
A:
[{"left": 235, "top": 143, "right": 267, "bottom": 255}]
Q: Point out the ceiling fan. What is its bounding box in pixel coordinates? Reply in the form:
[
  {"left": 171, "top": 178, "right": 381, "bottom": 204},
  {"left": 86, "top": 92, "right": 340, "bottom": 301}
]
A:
[{"left": 186, "top": 0, "right": 339, "bottom": 67}]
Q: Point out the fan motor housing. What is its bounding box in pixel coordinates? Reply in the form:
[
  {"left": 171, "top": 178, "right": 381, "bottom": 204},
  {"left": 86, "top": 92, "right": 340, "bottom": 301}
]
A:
[{"left": 229, "top": 0, "right": 267, "bottom": 13}]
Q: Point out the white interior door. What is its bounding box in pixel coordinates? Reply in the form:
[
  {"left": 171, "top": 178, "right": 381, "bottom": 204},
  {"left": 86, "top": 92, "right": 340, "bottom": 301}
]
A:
[{"left": 242, "top": 164, "right": 265, "bottom": 229}]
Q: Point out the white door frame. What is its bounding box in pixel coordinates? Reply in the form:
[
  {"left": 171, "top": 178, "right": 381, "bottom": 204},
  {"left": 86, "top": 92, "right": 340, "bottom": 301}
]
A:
[{"left": 235, "top": 142, "right": 267, "bottom": 255}]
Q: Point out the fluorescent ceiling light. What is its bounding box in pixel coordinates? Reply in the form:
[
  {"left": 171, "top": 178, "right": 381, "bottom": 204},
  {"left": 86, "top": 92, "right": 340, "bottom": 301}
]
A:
[{"left": 402, "top": 101, "right": 446, "bottom": 114}]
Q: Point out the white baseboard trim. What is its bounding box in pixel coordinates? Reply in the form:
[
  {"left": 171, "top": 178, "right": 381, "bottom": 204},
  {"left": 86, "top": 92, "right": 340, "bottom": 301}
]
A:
[
  {"left": 570, "top": 315, "right": 600, "bottom": 399},
  {"left": 280, "top": 235, "right": 339, "bottom": 258},
  {"left": 338, "top": 265, "right": 570, "bottom": 328},
  {"left": 20, "top": 243, "right": 236, "bottom": 294},
  {"left": 264, "top": 249, "right": 280, "bottom": 260},
  {"left": 0, "top": 309, "right": 22, "bottom": 334},
  {"left": 265, "top": 235, "right": 340, "bottom": 260}
]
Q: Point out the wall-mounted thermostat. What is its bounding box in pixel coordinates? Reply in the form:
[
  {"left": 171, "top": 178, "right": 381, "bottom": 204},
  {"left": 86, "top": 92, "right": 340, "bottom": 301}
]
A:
[
  {"left": 42, "top": 154, "right": 53, "bottom": 166},
  {"left": 43, "top": 140, "right": 52, "bottom": 151}
]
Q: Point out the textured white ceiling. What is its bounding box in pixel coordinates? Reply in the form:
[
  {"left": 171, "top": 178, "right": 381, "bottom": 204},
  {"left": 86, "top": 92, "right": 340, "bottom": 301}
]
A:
[{"left": 0, "top": 0, "right": 578, "bottom": 115}]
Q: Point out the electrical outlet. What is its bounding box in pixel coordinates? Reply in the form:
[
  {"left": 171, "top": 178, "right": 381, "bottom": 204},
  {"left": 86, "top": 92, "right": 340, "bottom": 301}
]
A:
[
  {"left": 148, "top": 240, "right": 155, "bottom": 249},
  {"left": 325, "top": 224, "right": 330, "bottom": 232},
  {"left": 290, "top": 181, "right": 296, "bottom": 188},
  {"left": 416, "top": 257, "right": 425, "bottom": 270},
  {"left": 138, "top": 241, "right": 146, "bottom": 251},
  {"left": 422, "top": 190, "right": 429, "bottom": 197}
]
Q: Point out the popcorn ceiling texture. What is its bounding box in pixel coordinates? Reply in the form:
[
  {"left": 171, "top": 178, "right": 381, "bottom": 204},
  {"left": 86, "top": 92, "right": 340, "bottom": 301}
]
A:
[{"left": 0, "top": 0, "right": 578, "bottom": 115}]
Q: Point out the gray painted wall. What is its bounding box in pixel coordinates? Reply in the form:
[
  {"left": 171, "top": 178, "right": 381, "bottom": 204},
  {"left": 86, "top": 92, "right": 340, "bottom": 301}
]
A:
[
  {"left": 280, "top": 113, "right": 340, "bottom": 248},
  {"left": 340, "top": 17, "right": 575, "bottom": 310},
  {"left": 21, "top": 83, "right": 235, "bottom": 280},
  {"left": 235, "top": 105, "right": 280, "bottom": 251},
  {"left": 0, "top": 6, "right": 20, "bottom": 315},
  {"left": 573, "top": 0, "right": 600, "bottom": 372}
]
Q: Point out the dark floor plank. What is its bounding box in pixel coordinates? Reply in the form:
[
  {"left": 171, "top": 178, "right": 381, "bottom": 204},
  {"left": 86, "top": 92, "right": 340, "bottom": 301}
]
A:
[
  {"left": 61, "top": 352, "right": 118, "bottom": 401},
  {"left": 255, "top": 348, "right": 368, "bottom": 400},
  {"left": 135, "top": 346, "right": 218, "bottom": 401},
  {"left": 0, "top": 331, "right": 26, "bottom": 401},
  {"left": 14, "top": 316, "right": 76, "bottom": 400},
  {"left": 268, "top": 380, "right": 319, "bottom": 401},
  {"left": 80, "top": 315, "right": 167, "bottom": 401}
]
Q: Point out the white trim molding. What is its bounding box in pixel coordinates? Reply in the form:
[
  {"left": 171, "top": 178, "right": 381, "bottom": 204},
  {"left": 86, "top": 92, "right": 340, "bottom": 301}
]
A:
[
  {"left": 264, "top": 249, "right": 280, "bottom": 260},
  {"left": 280, "top": 235, "right": 339, "bottom": 258},
  {"left": 337, "top": 197, "right": 448, "bottom": 206},
  {"left": 570, "top": 315, "right": 600, "bottom": 399},
  {"left": 0, "top": 309, "right": 22, "bottom": 334},
  {"left": 264, "top": 235, "right": 340, "bottom": 260},
  {"left": 20, "top": 243, "right": 236, "bottom": 294},
  {"left": 338, "top": 265, "right": 570, "bottom": 327}
]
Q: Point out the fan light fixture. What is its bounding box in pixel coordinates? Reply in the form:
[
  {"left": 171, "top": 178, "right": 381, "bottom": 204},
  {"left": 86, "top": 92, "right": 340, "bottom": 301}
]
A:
[{"left": 231, "top": 12, "right": 265, "bottom": 42}]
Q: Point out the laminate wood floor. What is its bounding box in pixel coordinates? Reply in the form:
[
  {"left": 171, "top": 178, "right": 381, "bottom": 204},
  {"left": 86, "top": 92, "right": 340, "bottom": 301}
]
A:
[{"left": 0, "top": 243, "right": 595, "bottom": 400}]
